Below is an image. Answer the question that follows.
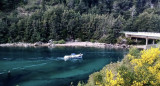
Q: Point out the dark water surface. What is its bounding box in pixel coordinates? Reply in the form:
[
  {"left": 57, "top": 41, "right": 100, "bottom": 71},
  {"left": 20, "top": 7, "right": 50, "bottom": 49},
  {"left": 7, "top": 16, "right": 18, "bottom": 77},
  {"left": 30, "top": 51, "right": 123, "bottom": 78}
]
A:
[{"left": 0, "top": 47, "right": 127, "bottom": 86}]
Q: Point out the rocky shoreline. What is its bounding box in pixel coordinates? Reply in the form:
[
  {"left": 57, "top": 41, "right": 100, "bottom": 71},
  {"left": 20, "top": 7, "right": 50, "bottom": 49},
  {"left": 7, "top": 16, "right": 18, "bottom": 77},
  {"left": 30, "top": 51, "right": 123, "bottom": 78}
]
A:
[{"left": 0, "top": 42, "right": 130, "bottom": 49}]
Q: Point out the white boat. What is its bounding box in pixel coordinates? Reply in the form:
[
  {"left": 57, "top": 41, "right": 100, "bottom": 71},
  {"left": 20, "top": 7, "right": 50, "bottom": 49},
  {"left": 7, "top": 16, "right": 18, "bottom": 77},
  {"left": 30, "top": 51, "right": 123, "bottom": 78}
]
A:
[{"left": 64, "top": 53, "right": 83, "bottom": 61}]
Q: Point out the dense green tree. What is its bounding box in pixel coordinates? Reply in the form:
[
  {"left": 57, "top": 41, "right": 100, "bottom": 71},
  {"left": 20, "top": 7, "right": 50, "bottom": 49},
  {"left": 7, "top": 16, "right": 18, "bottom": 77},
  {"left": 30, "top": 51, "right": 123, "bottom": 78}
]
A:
[
  {"left": 133, "top": 12, "right": 160, "bottom": 32},
  {"left": 0, "top": 0, "right": 160, "bottom": 43}
]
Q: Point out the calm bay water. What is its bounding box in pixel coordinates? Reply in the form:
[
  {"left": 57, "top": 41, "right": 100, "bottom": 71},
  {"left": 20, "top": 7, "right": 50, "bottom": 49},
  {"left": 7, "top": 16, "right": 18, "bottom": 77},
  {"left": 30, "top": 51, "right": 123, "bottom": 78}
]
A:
[{"left": 0, "top": 47, "right": 127, "bottom": 86}]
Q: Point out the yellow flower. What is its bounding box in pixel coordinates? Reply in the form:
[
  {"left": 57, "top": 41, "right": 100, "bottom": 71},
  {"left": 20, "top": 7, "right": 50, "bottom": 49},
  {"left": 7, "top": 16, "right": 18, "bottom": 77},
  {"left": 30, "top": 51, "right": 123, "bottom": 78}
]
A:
[
  {"left": 104, "top": 70, "right": 124, "bottom": 86},
  {"left": 98, "top": 48, "right": 160, "bottom": 86},
  {"left": 131, "top": 81, "right": 143, "bottom": 86},
  {"left": 130, "top": 48, "right": 160, "bottom": 85}
]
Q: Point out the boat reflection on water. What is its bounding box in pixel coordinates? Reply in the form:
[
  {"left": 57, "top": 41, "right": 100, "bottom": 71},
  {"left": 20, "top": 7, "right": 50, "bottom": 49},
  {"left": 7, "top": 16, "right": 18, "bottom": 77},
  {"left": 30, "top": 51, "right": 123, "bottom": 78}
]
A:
[{"left": 64, "top": 53, "right": 83, "bottom": 61}]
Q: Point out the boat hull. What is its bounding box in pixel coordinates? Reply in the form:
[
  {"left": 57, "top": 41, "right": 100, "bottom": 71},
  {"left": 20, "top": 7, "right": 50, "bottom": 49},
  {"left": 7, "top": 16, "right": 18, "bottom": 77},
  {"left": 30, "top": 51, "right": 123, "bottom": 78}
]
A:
[{"left": 64, "top": 54, "right": 83, "bottom": 61}]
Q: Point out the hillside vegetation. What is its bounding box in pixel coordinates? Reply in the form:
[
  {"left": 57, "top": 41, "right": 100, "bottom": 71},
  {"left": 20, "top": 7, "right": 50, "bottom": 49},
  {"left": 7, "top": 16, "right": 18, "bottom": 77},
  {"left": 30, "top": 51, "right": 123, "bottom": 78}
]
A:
[
  {"left": 78, "top": 47, "right": 160, "bottom": 86},
  {"left": 0, "top": 0, "right": 160, "bottom": 43}
]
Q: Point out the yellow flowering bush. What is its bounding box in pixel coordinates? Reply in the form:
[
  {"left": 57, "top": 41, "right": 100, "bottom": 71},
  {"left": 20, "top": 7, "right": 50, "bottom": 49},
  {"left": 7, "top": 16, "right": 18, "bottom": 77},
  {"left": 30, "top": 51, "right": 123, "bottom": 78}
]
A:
[
  {"left": 105, "top": 70, "right": 124, "bottom": 86},
  {"left": 95, "top": 48, "right": 160, "bottom": 86},
  {"left": 140, "top": 48, "right": 160, "bottom": 64},
  {"left": 131, "top": 81, "right": 143, "bottom": 86},
  {"left": 130, "top": 47, "right": 160, "bottom": 86}
]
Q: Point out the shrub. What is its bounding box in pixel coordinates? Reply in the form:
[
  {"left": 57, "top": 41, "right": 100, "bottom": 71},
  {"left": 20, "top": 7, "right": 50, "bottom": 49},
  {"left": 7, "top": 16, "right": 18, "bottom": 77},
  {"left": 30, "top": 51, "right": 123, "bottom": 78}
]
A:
[
  {"left": 58, "top": 39, "right": 65, "bottom": 44},
  {"left": 77, "top": 81, "right": 85, "bottom": 86},
  {"left": 89, "top": 48, "right": 160, "bottom": 86},
  {"left": 118, "top": 65, "right": 135, "bottom": 85},
  {"left": 105, "top": 70, "right": 124, "bottom": 85},
  {"left": 130, "top": 48, "right": 160, "bottom": 85},
  {"left": 53, "top": 41, "right": 58, "bottom": 44},
  {"left": 126, "top": 38, "right": 134, "bottom": 45},
  {"left": 53, "top": 40, "right": 66, "bottom": 44},
  {"left": 92, "top": 72, "right": 104, "bottom": 85},
  {"left": 127, "top": 47, "right": 140, "bottom": 59},
  {"left": 157, "top": 40, "right": 160, "bottom": 47},
  {"left": 99, "top": 37, "right": 108, "bottom": 43},
  {"left": 90, "top": 39, "right": 95, "bottom": 43},
  {"left": 99, "top": 35, "right": 117, "bottom": 44}
]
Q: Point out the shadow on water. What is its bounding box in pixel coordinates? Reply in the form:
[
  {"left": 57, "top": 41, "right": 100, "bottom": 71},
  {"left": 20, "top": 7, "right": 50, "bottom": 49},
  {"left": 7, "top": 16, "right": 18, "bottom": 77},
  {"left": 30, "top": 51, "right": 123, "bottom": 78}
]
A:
[{"left": 0, "top": 47, "right": 127, "bottom": 86}]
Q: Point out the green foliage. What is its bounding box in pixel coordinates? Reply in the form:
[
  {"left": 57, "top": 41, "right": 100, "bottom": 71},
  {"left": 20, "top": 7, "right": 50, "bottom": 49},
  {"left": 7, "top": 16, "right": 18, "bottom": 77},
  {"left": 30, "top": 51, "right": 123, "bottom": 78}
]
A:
[
  {"left": 128, "top": 47, "right": 140, "bottom": 58},
  {"left": 133, "top": 12, "right": 160, "bottom": 32},
  {"left": 126, "top": 38, "right": 134, "bottom": 45},
  {"left": 90, "top": 39, "right": 95, "bottom": 43},
  {"left": 99, "top": 36, "right": 108, "bottom": 43},
  {"left": 125, "top": 10, "right": 160, "bottom": 32},
  {"left": 93, "top": 72, "right": 104, "bottom": 84},
  {"left": 118, "top": 65, "right": 135, "bottom": 85},
  {"left": 53, "top": 41, "right": 58, "bottom": 44},
  {"left": 0, "top": 0, "right": 27, "bottom": 12},
  {"left": 77, "top": 81, "right": 85, "bottom": 86},
  {"left": 58, "top": 39, "right": 66, "bottom": 44},
  {"left": 82, "top": 48, "right": 160, "bottom": 86},
  {"left": 53, "top": 39, "right": 65, "bottom": 44},
  {"left": 1, "top": 0, "right": 160, "bottom": 44}
]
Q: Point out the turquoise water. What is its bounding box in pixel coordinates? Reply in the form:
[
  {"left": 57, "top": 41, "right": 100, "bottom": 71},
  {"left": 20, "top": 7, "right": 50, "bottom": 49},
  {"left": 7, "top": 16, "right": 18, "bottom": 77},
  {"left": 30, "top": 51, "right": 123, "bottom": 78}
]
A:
[{"left": 0, "top": 47, "right": 127, "bottom": 86}]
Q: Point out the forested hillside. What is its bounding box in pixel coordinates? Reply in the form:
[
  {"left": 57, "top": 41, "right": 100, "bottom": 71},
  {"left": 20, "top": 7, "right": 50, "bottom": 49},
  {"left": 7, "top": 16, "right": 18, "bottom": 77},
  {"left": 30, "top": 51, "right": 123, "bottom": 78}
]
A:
[{"left": 0, "top": 0, "right": 160, "bottom": 43}]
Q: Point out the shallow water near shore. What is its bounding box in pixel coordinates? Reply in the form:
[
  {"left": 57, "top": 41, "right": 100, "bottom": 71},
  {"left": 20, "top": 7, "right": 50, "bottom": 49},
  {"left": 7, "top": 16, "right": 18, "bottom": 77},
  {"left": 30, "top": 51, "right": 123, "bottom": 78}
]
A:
[{"left": 0, "top": 47, "right": 127, "bottom": 86}]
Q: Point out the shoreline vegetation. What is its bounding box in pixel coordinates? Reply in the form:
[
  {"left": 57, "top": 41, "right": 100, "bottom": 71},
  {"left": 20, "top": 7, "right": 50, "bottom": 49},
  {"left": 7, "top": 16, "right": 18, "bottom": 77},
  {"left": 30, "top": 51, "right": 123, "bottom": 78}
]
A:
[
  {"left": 0, "top": 42, "right": 129, "bottom": 49},
  {"left": 78, "top": 47, "right": 160, "bottom": 86}
]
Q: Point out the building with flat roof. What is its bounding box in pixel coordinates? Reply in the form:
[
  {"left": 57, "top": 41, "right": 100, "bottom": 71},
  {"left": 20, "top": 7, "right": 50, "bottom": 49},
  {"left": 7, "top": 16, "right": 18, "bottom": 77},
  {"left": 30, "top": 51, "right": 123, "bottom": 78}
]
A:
[{"left": 122, "top": 32, "right": 160, "bottom": 49}]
